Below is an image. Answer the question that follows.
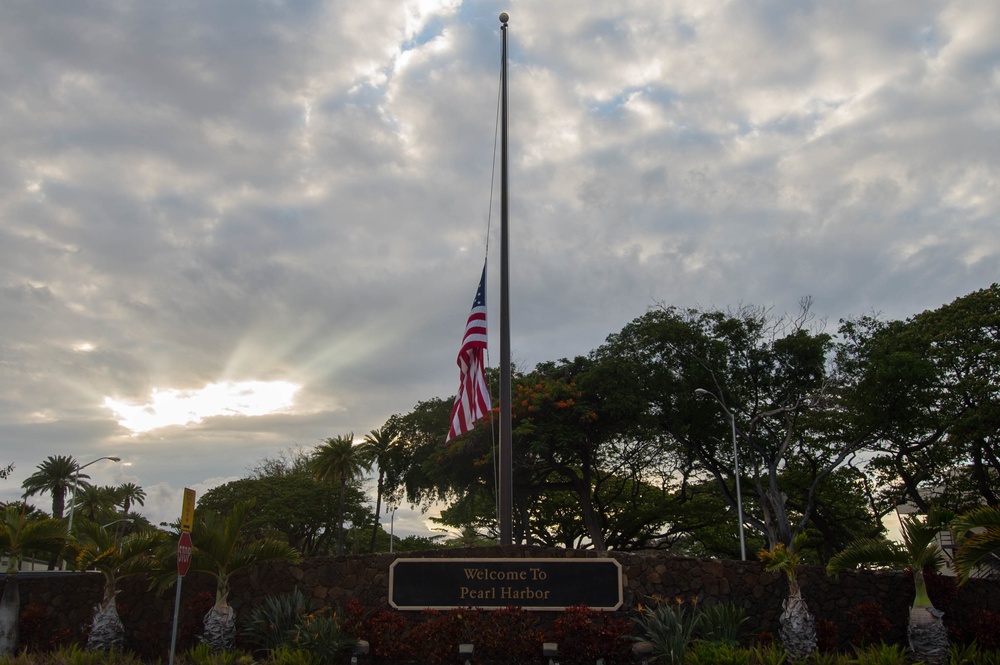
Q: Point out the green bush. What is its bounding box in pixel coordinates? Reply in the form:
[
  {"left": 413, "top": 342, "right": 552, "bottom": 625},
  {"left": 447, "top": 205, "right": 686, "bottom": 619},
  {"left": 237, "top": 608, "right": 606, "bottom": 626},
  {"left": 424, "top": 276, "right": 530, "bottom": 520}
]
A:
[
  {"left": 289, "top": 612, "right": 356, "bottom": 664},
  {"left": 685, "top": 641, "right": 750, "bottom": 665},
  {"left": 243, "top": 588, "right": 315, "bottom": 653},
  {"left": 633, "top": 599, "right": 702, "bottom": 665},
  {"left": 851, "top": 642, "right": 908, "bottom": 665}
]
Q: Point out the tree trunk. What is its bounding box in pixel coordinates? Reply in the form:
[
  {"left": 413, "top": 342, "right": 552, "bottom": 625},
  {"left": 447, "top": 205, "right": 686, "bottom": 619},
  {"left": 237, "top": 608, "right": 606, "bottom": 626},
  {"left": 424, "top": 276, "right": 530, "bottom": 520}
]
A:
[
  {"left": 201, "top": 606, "right": 235, "bottom": 652},
  {"left": 0, "top": 574, "right": 19, "bottom": 656},
  {"left": 908, "top": 605, "right": 948, "bottom": 665},
  {"left": 87, "top": 597, "right": 124, "bottom": 652},
  {"left": 336, "top": 478, "right": 347, "bottom": 555},
  {"left": 369, "top": 470, "right": 384, "bottom": 553},
  {"left": 778, "top": 580, "right": 816, "bottom": 661}
]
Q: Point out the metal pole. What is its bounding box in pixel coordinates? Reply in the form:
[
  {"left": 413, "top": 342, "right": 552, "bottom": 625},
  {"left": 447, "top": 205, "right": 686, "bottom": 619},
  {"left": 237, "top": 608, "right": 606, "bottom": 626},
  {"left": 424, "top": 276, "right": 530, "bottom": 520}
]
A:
[
  {"left": 498, "top": 11, "right": 513, "bottom": 547},
  {"left": 64, "top": 455, "right": 121, "bottom": 570},
  {"left": 168, "top": 576, "right": 183, "bottom": 665},
  {"left": 389, "top": 507, "right": 397, "bottom": 553},
  {"left": 695, "top": 390, "right": 746, "bottom": 560},
  {"left": 730, "top": 410, "right": 747, "bottom": 561}
]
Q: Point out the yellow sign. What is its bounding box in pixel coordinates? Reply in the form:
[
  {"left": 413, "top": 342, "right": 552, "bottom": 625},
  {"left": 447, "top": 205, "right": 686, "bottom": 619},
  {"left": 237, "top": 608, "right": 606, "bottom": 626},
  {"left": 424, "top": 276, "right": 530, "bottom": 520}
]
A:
[{"left": 180, "top": 488, "right": 196, "bottom": 533}]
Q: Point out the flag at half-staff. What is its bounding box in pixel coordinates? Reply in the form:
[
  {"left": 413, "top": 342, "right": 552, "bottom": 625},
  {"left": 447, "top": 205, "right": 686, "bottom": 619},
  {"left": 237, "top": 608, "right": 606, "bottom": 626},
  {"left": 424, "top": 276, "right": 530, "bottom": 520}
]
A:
[{"left": 447, "top": 263, "right": 491, "bottom": 442}]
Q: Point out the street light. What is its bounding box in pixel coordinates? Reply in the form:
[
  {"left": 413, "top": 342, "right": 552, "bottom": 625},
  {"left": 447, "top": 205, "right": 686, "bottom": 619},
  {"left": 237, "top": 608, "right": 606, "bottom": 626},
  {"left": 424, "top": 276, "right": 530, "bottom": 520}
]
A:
[
  {"left": 694, "top": 389, "right": 746, "bottom": 561},
  {"left": 389, "top": 506, "right": 398, "bottom": 553},
  {"left": 62, "top": 455, "right": 121, "bottom": 571},
  {"left": 66, "top": 456, "right": 121, "bottom": 535}
]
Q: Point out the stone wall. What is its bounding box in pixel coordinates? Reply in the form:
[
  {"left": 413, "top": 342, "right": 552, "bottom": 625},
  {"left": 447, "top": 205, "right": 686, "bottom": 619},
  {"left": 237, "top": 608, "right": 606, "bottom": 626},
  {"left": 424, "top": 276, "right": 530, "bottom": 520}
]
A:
[{"left": 4, "top": 546, "right": 1000, "bottom": 656}]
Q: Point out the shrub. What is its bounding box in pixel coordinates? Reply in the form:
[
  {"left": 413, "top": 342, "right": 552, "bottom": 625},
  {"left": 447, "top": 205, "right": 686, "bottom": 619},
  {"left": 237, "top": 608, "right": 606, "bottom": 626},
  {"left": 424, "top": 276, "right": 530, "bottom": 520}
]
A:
[
  {"left": 265, "top": 645, "right": 318, "bottom": 665},
  {"left": 967, "top": 609, "right": 1000, "bottom": 652},
  {"left": 848, "top": 600, "right": 892, "bottom": 647},
  {"left": 748, "top": 643, "right": 787, "bottom": 665},
  {"left": 550, "top": 605, "right": 633, "bottom": 665},
  {"left": 814, "top": 617, "right": 839, "bottom": 653},
  {"left": 406, "top": 609, "right": 478, "bottom": 665},
  {"left": 184, "top": 643, "right": 254, "bottom": 665},
  {"left": 340, "top": 600, "right": 412, "bottom": 662},
  {"left": 179, "top": 592, "right": 216, "bottom": 651},
  {"left": 288, "top": 610, "right": 356, "bottom": 664},
  {"left": 632, "top": 597, "right": 746, "bottom": 663},
  {"left": 685, "top": 641, "right": 751, "bottom": 665},
  {"left": 632, "top": 598, "right": 701, "bottom": 665},
  {"left": 852, "top": 642, "right": 907, "bottom": 665},
  {"left": 471, "top": 606, "right": 543, "bottom": 664},
  {"left": 699, "top": 602, "right": 749, "bottom": 646},
  {"left": 243, "top": 588, "right": 314, "bottom": 654}
]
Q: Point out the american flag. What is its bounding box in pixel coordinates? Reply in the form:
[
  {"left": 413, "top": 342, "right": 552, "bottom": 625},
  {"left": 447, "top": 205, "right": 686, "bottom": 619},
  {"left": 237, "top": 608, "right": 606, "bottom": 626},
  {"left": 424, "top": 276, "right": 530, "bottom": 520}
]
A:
[{"left": 447, "top": 264, "right": 491, "bottom": 441}]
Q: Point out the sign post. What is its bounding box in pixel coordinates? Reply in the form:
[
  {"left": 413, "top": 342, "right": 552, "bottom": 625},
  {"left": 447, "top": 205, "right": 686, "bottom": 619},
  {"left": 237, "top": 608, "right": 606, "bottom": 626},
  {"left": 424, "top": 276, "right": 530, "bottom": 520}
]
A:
[{"left": 169, "top": 489, "right": 195, "bottom": 665}]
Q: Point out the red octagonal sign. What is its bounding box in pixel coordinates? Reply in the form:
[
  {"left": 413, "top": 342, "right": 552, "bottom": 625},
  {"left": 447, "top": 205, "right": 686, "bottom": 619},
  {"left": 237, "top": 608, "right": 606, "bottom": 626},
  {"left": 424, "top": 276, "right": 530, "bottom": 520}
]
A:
[{"left": 177, "top": 531, "right": 193, "bottom": 577}]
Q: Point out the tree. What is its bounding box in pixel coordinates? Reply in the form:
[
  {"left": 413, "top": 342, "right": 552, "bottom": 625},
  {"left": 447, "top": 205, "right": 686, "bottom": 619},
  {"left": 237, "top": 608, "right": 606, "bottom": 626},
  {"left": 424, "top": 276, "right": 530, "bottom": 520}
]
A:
[
  {"left": 312, "top": 434, "right": 372, "bottom": 555},
  {"left": 952, "top": 506, "right": 1000, "bottom": 582},
  {"left": 0, "top": 504, "right": 67, "bottom": 655},
  {"left": 117, "top": 482, "right": 146, "bottom": 522},
  {"left": 358, "top": 426, "right": 402, "bottom": 552},
  {"left": 21, "top": 455, "right": 86, "bottom": 521},
  {"left": 759, "top": 535, "right": 816, "bottom": 660},
  {"left": 69, "top": 485, "right": 121, "bottom": 526},
  {"left": 839, "top": 285, "right": 1000, "bottom": 515},
  {"left": 593, "top": 302, "right": 877, "bottom": 555},
  {"left": 198, "top": 474, "right": 370, "bottom": 556},
  {"left": 827, "top": 509, "right": 952, "bottom": 665},
  {"left": 66, "top": 520, "right": 167, "bottom": 651},
  {"left": 154, "top": 499, "right": 300, "bottom": 651}
]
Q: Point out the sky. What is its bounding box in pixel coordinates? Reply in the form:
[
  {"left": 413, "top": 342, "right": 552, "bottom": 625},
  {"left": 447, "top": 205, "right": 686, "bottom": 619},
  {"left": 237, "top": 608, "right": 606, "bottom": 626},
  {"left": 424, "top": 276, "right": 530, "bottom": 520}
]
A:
[{"left": 2, "top": 0, "right": 998, "bottom": 538}]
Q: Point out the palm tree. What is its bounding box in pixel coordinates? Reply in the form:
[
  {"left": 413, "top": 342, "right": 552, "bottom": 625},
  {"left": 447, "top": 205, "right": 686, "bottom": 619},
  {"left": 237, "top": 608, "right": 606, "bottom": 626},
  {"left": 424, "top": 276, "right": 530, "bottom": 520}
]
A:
[
  {"left": 116, "top": 482, "right": 146, "bottom": 531},
  {"left": 313, "top": 434, "right": 371, "bottom": 555},
  {"left": 827, "top": 509, "right": 952, "bottom": 665},
  {"left": 358, "top": 427, "right": 399, "bottom": 552},
  {"left": 71, "top": 484, "right": 120, "bottom": 524},
  {"left": 21, "top": 455, "right": 86, "bottom": 520},
  {"left": 758, "top": 535, "right": 815, "bottom": 660},
  {"left": 154, "top": 499, "right": 300, "bottom": 651},
  {"left": 952, "top": 506, "right": 1000, "bottom": 582},
  {"left": 0, "top": 504, "right": 67, "bottom": 655},
  {"left": 66, "top": 519, "right": 167, "bottom": 651}
]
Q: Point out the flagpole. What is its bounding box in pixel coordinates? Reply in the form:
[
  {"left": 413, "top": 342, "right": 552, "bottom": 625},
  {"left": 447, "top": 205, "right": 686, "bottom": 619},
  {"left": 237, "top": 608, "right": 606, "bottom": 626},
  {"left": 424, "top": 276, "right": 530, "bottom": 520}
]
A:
[{"left": 498, "top": 11, "right": 513, "bottom": 546}]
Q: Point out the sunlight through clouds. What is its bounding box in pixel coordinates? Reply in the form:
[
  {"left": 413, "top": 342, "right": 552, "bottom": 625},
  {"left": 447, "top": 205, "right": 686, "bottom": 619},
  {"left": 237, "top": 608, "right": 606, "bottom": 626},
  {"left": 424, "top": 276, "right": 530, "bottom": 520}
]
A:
[{"left": 104, "top": 381, "right": 301, "bottom": 434}]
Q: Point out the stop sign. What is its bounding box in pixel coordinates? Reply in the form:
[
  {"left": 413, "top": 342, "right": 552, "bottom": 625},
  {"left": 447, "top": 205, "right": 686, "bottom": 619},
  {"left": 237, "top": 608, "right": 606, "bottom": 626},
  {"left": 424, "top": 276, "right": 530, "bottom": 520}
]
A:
[{"left": 177, "top": 531, "right": 193, "bottom": 577}]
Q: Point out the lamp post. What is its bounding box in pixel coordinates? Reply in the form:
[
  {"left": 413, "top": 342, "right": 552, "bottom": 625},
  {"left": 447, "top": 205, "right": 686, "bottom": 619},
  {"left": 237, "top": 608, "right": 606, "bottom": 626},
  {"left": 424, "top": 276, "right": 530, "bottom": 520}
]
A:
[
  {"left": 66, "top": 456, "right": 121, "bottom": 535},
  {"left": 694, "top": 389, "right": 746, "bottom": 561},
  {"left": 62, "top": 455, "right": 121, "bottom": 571},
  {"left": 389, "top": 506, "right": 398, "bottom": 553}
]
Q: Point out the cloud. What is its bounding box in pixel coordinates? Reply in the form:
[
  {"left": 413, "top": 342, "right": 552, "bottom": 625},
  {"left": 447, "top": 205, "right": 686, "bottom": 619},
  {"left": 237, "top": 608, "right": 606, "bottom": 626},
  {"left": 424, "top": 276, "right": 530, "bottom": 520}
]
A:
[{"left": 1, "top": 0, "right": 998, "bottom": 535}]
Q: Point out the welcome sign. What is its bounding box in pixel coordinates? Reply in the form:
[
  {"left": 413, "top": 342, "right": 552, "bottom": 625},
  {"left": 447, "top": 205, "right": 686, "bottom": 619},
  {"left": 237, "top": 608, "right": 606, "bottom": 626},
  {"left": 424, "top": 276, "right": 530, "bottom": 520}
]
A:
[{"left": 388, "top": 558, "right": 622, "bottom": 610}]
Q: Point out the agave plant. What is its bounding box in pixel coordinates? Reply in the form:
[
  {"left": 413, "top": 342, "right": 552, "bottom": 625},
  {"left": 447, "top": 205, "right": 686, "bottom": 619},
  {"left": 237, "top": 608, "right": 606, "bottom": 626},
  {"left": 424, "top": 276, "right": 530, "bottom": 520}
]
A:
[
  {"left": 827, "top": 508, "right": 953, "bottom": 665},
  {"left": 759, "top": 536, "right": 816, "bottom": 661}
]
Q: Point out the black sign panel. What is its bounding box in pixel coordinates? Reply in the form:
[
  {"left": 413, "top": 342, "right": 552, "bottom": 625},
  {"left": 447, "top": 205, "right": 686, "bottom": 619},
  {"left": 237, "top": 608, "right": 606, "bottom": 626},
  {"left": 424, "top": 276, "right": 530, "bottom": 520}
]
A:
[{"left": 388, "top": 558, "right": 622, "bottom": 610}]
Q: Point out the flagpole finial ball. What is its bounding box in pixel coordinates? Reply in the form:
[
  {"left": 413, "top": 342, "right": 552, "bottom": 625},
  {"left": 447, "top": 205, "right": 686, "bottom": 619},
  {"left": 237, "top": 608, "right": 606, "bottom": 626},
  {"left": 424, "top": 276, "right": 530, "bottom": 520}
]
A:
[{"left": 499, "top": 12, "right": 509, "bottom": 24}]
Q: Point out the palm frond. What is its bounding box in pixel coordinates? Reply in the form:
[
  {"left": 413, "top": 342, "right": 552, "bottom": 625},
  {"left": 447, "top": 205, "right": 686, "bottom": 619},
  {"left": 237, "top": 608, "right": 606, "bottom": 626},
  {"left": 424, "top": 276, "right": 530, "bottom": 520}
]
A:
[
  {"left": 953, "top": 526, "right": 1000, "bottom": 583},
  {"left": 827, "top": 538, "right": 908, "bottom": 575},
  {"left": 954, "top": 506, "right": 1000, "bottom": 538}
]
